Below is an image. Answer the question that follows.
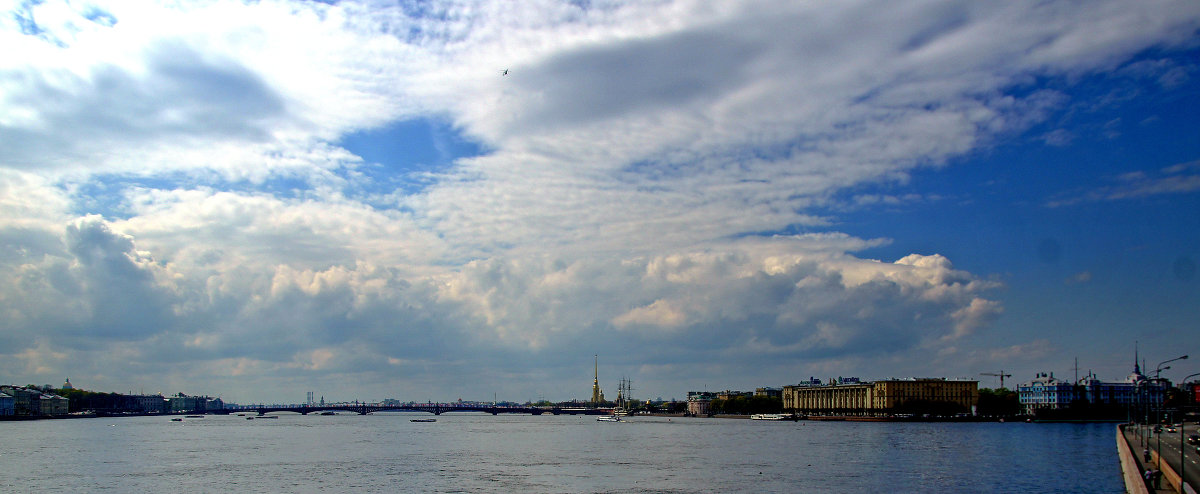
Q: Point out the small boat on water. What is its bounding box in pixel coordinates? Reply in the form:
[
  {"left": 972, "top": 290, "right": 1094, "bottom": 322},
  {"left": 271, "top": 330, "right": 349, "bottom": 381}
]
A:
[
  {"left": 246, "top": 417, "right": 254, "bottom": 420},
  {"left": 410, "top": 418, "right": 436, "bottom": 423},
  {"left": 597, "top": 415, "right": 622, "bottom": 422},
  {"left": 170, "top": 418, "right": 183, "bottom": 422},
  {"left": 259, "top": 415, "right": 278, "bottom": 419},
  {"left": 185, "top": 415, "right": 203, "bottom": 418}
]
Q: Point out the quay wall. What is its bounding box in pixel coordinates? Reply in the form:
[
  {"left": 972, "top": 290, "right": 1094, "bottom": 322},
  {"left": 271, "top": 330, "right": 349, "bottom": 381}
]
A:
[
  {"left": 1148, "top": 444, "right": 1192, "bottom": 494},
  {"left": 1116, "top": 425, "right": 1149, "bottom": 494}
]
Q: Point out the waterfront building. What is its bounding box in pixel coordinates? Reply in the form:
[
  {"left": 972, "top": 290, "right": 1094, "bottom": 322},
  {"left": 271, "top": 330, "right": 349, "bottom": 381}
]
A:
[
  {"left": 0, "top": 386, "right": 36, "bottom": 415},
  {"left": 782, "top": 378, "right": 978, "bottom": 416},
  {"left": 716, "top": 390, "right": 753, "bottom": 400},
  {"left": 782, "top": 381, "right": 874, "bottom": 415},
  {"left": 39, "top": 393, "right": 69, "bottom": 415},
  {"left": 872, "top": 379, "right": 978, "bottom": 412},
  {"left": 168, "top": 393, "right": 223, "bottom": 413},
  {"left": 1016, "top": 373, "right": 1074, "bottom": 412},
  {"left": 0, "top": 392, "right": 13, "bottom": 416},
  {"left": 1016, "top": 358, "right": 1161, "bottom": 415},
  {"left": 1076, "top": 371, "right": 1142, "bottom": 407},
  {"left": 132, "top": 394, "right": 168, "bottom": 413},
  {"left": 755, "top": 387, "right": 782, "bottom": 399},
  {"left": 687, "top": 391, "right": 716, "bottom": 416}
]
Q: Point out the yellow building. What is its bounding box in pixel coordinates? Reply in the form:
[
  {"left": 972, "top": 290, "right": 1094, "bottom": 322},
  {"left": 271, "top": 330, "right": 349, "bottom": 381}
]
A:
[
  {"left": 783, "top": 378, "right": 977, "bottom": 416},
  {"left": 872, "top": 379, "right": 977, "bottom": 413}
]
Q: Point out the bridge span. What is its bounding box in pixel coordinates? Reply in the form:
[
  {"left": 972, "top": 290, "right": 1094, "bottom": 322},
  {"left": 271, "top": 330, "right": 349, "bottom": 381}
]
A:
[
  {"left": 244, "top": 404, "right": 548, "bottom": 416},
  {"left": 240, "top": 404, "right": 616, "bottom": 416}
]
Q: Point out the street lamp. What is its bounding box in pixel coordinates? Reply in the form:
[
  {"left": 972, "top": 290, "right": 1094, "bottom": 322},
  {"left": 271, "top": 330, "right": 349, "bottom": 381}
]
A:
[
  {"left": 1153, "top": 356, "right": 1188, "bottom": 477},
  {"left": 1151, "top": 366, "right": 1171, "bottom": 449},
  {"left": 1180, "top": 371, "right": 1200, "bottom": 494},
  {"left": 1155, "top": 356, "right": 1188, "bottom": 427}
]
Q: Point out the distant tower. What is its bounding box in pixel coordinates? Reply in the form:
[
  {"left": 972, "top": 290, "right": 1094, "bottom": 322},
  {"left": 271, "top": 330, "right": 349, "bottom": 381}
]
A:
[
  {"left": 591, "top": 355, "right": 603, "bottom": 404},
  {"left": 63, "top": 378, "right": 73, "bottom": 390},
  {"left": 1134, "top": 341, "right": 1141, "bottom": 375}
]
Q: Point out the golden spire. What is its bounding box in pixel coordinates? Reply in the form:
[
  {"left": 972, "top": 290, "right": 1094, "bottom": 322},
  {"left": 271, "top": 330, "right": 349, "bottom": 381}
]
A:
[{"left": 591, "top": 355, "right": 602, "bottom": 404}]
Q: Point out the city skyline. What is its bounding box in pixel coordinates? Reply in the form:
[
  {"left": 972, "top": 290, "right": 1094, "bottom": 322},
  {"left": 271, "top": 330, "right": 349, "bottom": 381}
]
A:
[{"left": 1, "top": 1, "right": 1198, "bottom": 405}]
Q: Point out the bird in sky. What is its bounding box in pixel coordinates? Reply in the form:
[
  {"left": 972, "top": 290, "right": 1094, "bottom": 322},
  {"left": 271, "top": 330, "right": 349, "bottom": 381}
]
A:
[{"left": 502, "top": 69, "right": 508, "bottom": 76}]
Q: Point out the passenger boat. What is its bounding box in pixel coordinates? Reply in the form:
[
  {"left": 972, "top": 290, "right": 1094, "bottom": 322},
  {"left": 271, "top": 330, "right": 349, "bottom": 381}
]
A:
[
  {"left": 170, "top": 418, "right": 183, "bottom": 421},
  {"left": 410, "top": 418, "right": 436, "bottom": 423},
  {"left": 750, "top": 414, "right": 789, "bottom": 421},
  {"left": 597, "top": 415, "right": 622, "bottom": 422}
]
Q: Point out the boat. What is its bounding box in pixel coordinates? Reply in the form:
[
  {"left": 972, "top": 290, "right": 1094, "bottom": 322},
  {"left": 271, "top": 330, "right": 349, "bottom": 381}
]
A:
[
  {"left": 410, "top": 418, "right": 436, "bottom": 423},
  {"left": 246, "top": 417, "right": 254, "bottom": 420},
  {"left": 185, "top": 415, "right": 203, "bottom": 418},
  {"left": 170, "top": 418, "right": 183, "bottom": 422},
  {"left": 751, "top": 414, "right": 790, "bottom": 421},
  {"left": 259, "top": 415, "right": 278, "bottom": 419},
  {"left": 597, "top": 377, "right": 632, "bottom": 422},
  {"left": 319, "top": 411, "right": 336, "bottom": 416}
]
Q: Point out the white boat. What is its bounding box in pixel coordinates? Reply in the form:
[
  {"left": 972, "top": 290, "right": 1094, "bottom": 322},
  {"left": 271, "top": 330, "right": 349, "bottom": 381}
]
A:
[
  {"left": 410, "top": 418, "right": 436, "bottom": 423},
  {"left": 750, "top": 414, "right": 790, "bottom": 421},
  {"left": 597, "top": 415, "right": 622, "bottom": 422}
]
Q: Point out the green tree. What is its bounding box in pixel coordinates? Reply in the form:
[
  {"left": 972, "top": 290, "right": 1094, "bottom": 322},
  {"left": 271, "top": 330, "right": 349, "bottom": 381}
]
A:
[{"left": 976, "top": 388, "right": 1021, "bottom": 417}]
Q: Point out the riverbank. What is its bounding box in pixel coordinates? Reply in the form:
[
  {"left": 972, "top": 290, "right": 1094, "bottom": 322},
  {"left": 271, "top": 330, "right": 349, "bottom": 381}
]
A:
[{"left": 0, "top": 413, "right": 96, "bottom": 421}]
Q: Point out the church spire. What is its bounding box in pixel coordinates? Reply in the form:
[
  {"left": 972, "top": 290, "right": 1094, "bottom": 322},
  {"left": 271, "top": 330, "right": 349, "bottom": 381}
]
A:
[
  {"left": 591, "top": 355, "right": 602, "bottom": 404},
  {"left": 1134, "top": 341, "right": 1141, "bottom": 375}
]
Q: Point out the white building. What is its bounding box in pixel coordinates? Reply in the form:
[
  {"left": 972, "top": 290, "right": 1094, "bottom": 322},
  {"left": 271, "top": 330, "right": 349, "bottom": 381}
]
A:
[
  {"left": 0, "top": 392, "right": 13, "bottom": 416},
  {"left": 1017, "top": 359, "right": 1161, "bottom": 414}
]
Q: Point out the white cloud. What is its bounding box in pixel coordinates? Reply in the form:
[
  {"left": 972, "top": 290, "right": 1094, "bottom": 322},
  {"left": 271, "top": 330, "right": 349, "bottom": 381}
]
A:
[
  {"left": 0, "top": 215, "right": 999, "bottom": 400},
  {"left": 1047, "top": 160, "right": 1200, "bottom": 207}
]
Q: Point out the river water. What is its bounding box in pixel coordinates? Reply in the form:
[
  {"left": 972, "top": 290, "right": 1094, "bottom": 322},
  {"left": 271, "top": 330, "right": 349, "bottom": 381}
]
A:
[{"left": 0, "top": 413, "right": 1123, "bottom": 493}]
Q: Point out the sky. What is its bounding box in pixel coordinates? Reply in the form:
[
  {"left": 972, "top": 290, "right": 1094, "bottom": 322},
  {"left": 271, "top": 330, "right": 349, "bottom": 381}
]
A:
[{"left": 1, "top": 0, "right": 1198, "bottom": 405}]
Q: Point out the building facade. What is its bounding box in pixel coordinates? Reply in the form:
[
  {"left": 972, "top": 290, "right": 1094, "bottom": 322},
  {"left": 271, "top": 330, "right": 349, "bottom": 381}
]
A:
[
  {"left": 0, "top": 386, "right": 69, "bottom": 416},
  {"left": 0, "top": 386, "right": 36, "bottom": 415},
  {"left": 783, "top": 378, "right": 977, "bottom": 416},
  {"left": 687, "top": 391, "right": 715, "bottom": 416},
  {"left": 783, "top": 382, "right": 874, "bottom": 414},
  {"left": 132, "top": 394, "right": 168, "bottom": 413},
  {"left": 755, "top": 387, "right": 782, "bottom": 399},
  {"left": 39, "top": 394, "right": 69, "bottom": 415},
  {"left": 0, "top": 392, "right": 13, "bottom": 416},
  {"left": 168, "top": 394, "right": 223, "bottom": 413},
  {"left": 1016, "top": 367, "right": 1160, "bottom": 415},
  {"left": 872, "top": 379, "right": 978, "bottom": 413}
]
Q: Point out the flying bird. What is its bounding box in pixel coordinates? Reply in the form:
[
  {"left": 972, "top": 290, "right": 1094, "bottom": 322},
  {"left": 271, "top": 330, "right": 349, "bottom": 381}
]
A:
[{"left": 502, "top": 69, "right": 508, "bottom": 76}]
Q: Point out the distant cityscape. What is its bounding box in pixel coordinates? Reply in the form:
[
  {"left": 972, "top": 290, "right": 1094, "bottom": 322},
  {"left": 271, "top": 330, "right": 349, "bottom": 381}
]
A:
[{"left": 4, "top": 352, "right": 1198, "bottom": 421}]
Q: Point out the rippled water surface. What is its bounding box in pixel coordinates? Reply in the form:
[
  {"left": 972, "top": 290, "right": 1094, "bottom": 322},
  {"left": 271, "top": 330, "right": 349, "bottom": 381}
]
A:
[{"left": 0, "top": 414, "right": 1124, "bottom": 493}]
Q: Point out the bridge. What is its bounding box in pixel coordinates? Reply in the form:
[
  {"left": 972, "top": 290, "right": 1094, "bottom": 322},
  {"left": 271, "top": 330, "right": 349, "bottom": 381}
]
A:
[
  {"left": 243, "top": 403, "right": 544, "bottom": 416},
  {"left": 238, "top": 404, "right": 616, "bottom": 416}
]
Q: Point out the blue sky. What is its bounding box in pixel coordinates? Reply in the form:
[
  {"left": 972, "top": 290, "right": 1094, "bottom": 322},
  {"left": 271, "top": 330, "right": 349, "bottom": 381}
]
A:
[{"left": 1, "top": 0, "right": 1198, "bottom": 404}]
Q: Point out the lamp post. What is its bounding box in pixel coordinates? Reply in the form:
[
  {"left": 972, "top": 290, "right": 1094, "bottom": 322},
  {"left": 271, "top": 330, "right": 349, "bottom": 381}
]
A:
[
  {"left": 1155, "top": 365, "right": 1171, "bottom": 454},
  {"left": 1180, "top": 371, "right": 1200, "bottom": 494},
  {"left": 1154, "top": 355, "right": 1188, "bottom": 474}
]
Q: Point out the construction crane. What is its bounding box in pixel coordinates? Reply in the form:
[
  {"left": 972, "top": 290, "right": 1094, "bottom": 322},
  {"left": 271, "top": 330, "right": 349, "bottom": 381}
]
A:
[{"left": 980, "top": 371, "right": 1013, "bottom": 389}]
